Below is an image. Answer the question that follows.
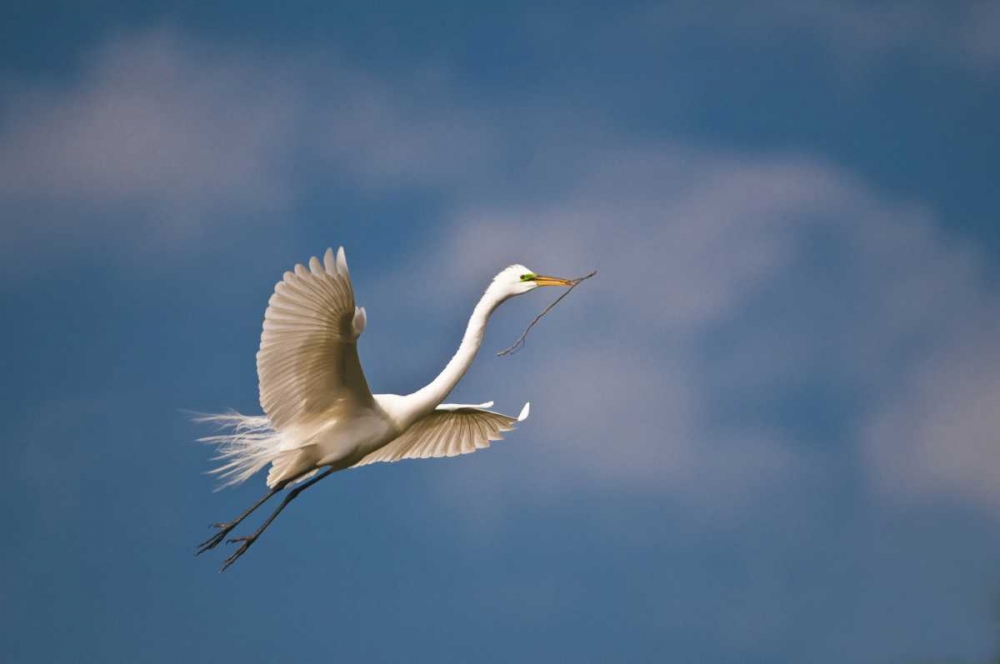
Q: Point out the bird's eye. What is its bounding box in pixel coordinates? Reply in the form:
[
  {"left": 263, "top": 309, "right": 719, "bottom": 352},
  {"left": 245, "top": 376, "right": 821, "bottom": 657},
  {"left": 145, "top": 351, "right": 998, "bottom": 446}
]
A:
[{"left": 520, "top": 273, "right": 535, "bottom": 281}]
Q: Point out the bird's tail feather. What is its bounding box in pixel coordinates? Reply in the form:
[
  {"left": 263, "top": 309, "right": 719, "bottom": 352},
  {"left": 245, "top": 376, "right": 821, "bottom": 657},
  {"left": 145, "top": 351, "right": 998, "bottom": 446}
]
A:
[{"left": 194, "top": 411, "right": 284, "bottom": 490}]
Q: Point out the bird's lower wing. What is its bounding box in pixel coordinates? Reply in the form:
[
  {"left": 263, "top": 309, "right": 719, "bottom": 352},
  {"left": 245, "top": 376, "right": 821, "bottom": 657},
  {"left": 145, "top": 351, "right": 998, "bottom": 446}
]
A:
[{"left": 352, "top": 402, "right": 530, "bottom": 467}]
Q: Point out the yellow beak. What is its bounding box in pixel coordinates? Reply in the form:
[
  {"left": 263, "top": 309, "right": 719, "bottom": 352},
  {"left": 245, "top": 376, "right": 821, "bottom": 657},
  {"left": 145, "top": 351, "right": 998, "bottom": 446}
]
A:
[{"left": 534, "top": 275, "right": 575, "bottom": 287}]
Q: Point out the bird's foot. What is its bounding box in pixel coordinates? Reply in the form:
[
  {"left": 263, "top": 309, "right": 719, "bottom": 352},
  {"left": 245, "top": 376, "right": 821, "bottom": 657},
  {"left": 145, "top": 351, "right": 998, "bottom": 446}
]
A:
[
  {"left": 220, "top": 535, "right": 258, "bottom": 572},
  {"left": 196, "top": 522, "right": 236, "bottom": 555}
]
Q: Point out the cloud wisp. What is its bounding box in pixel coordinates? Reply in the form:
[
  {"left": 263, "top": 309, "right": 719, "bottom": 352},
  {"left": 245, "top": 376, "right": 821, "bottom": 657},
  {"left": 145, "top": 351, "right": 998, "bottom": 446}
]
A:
[
  {"left": 0, "top": 28, "right": 497, "bottom": 264},
  {"left": 628, "top": 0, "right": 1000, "bottom": 74},
  {"left": 401, "top": 145, "right": 1000, "bottom": 518}
]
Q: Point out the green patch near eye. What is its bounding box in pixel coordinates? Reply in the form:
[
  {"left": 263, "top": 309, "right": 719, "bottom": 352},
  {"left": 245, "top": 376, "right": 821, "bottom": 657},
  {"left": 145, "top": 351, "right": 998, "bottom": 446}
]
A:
[{"left": 520, "top": 273, "right": 537, "bottom": 281}]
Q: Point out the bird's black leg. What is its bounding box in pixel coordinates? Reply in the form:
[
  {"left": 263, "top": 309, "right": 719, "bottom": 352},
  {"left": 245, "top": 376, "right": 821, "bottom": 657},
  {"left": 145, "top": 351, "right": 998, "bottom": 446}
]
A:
[
  {"left": 220, "top": 467, "right": 337, "bottom": 572},
  {"left": 196, "top": 485, "right": 281, "bottom": 555}
]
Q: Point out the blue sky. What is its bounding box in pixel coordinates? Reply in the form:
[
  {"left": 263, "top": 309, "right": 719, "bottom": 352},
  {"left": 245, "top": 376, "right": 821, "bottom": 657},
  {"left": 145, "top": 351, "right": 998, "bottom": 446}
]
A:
[{"left": 2, "top": 2, "right": 999, "bottom": 662}]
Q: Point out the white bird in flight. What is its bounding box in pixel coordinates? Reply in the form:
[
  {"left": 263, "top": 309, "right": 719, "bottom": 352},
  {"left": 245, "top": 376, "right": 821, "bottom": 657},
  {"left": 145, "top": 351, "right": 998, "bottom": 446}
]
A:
[{"left": 197, "top": 247, "right": 576, "bottom": 570}]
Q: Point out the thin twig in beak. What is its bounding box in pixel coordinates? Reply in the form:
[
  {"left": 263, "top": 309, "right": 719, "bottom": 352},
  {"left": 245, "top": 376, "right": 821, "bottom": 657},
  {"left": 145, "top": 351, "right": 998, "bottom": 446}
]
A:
[{"left": 497, "top": 270, "right": 598, "bottom": 357}]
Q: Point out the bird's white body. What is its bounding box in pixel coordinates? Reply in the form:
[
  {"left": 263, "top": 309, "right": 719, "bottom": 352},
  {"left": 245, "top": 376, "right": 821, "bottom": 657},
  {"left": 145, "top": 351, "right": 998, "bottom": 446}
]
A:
[
  {"left": 270, "top": 397, "right": 400, "bottom": 479},
  {"left": 202, "top": 248, "right": 549, "bottom": 490}
]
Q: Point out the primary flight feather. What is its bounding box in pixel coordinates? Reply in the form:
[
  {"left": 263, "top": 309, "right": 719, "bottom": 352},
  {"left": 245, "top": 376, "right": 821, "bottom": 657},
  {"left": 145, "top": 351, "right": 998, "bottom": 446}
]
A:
[{"left": 196, "top": 247, "right": 574, "bottom": 571}]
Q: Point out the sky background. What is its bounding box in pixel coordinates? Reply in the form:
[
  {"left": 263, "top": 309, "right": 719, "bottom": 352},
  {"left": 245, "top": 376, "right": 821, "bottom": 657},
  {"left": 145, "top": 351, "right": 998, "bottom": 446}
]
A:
[{"left": 2, "top": 1, "right": 999, "bottom": 662}]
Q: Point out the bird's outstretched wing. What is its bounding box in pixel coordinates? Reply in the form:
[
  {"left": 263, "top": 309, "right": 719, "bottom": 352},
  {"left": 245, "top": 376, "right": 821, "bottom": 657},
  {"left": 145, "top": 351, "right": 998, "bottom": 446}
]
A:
[
  {"left": 353, "top": 402, "right": 530, "bottom": 467},
  {"left": 257, "top": 247, "right": 374, "bottom": 432}
]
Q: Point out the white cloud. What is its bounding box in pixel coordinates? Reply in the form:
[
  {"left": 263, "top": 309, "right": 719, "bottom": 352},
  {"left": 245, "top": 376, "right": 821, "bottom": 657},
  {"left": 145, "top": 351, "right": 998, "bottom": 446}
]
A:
[
  {"left": 0, "top": 30, "right": 297, "bottom": 237},
  {"left": 630, "top": 0, "right": 1000, "bottom": 74},
  {"left": 398, "top": 149, "right": 846, "bottom": 510},
  {"left": 0, "top": 28, "right": 497, "bottom": 263},
  {"left": 393, "top": 143, "right": 1000, "bottom": 517},
  {"left": 439, "top": 149, "right": 850, "bottom": 332},
  {"left": 863, "top": 307, "right": 1000, "bottom": 512}
]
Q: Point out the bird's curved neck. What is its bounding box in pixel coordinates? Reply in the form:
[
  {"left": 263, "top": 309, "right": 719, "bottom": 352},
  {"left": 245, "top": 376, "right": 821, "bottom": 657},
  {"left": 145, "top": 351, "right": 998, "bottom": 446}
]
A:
[{"left": 403, "top": 288, "right": 503, "bottom": 422}]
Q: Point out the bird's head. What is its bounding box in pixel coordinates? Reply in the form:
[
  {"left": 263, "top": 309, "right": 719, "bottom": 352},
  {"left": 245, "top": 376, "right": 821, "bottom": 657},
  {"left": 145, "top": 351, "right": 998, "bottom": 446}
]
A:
[{"left": 490, "top": 264, "right": 575, "bottom": 300}]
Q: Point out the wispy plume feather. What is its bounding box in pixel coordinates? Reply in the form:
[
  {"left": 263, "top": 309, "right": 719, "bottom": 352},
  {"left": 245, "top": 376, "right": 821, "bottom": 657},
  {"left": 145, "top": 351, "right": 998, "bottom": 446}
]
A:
[{"left": 193, "top": 411, "right": 283, "bottom": 490}]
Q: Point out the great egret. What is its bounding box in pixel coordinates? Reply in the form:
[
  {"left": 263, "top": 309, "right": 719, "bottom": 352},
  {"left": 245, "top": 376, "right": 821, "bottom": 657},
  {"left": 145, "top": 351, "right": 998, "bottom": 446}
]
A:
[{"left": 197, "top": 247, "right": 575, "bottom": 571}]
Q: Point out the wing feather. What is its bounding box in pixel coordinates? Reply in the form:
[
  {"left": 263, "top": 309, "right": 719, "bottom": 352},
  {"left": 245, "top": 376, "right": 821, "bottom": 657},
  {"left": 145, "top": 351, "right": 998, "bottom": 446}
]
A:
[
  {"left": 353, "top": 403, "right": 530, "bottom": 467},
  {"left": 434, "top": 418, "right": 455, "bottom": 458},
  {"left": 257, "top": 247, "right": 374, "bottom": 432},
  {"left": 464, "top": 416, "right": 482, "bottom": 453}
]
